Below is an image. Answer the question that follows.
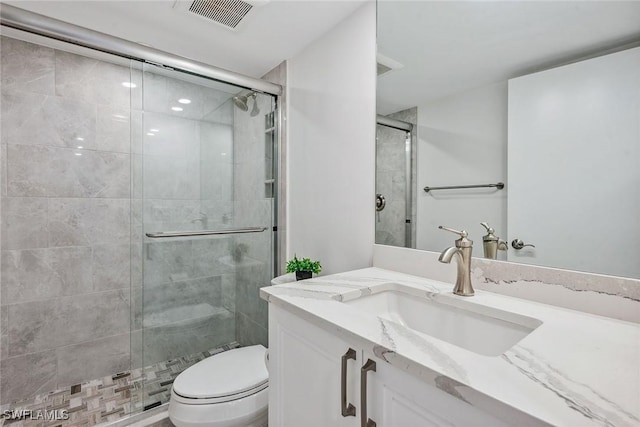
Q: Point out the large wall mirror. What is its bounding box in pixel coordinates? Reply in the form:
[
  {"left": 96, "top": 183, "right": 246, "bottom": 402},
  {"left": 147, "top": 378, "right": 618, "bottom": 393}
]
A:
[{"left": 375, "top": 1, "right": 640, "bottom": 279}]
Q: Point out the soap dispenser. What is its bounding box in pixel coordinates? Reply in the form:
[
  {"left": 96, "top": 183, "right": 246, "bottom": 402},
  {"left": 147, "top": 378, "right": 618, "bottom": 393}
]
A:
[{"left": 480, "top": 222, "right": 508, "bottom": 259}]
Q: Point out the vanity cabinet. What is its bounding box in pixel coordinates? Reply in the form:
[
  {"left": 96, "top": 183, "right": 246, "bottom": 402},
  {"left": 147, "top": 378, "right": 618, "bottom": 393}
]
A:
[
  {"left": 268, "top": 305, "right": 360, "bottom": 427},
  {"left": 269, "top": 305, "right": 513, "bottom": 427}
]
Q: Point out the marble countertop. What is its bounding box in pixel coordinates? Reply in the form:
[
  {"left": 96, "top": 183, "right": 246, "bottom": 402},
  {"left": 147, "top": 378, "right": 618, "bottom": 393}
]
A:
[{"left": 261, "top": 267, "right": 640, "bottom": 427}]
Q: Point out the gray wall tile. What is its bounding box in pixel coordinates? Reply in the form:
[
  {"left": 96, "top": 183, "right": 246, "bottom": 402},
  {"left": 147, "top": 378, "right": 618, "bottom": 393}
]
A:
[
  {"left": 0, "top": 334, "right": 7, "bottom": 361},
  {"left": 97, "top": 105, "right": 131, "bottom": 153},
  {"left": 7, "top": 144, "right": 131, "bottom": 198},
  {"left": 8, "top": 289, "right": 130, "bottom": 357},
  {"left": 236, "top": 312, "right": 267, "bottom": 348},
  {"left": 56, "top": 333, "right": 130, "bottom": 387},
  {"left": 55, "top": 50, "right": 131, "bottom": 108},
  {"left": 1, "top": 144, "right": 7, "bottom": 198},
  {"left": 92, "top": 244, "right": 131, "bottom": 291},
  {"left": 1, "top": 350, "right": 57, "bottom": 403},
  {"left": 131, "top": 242, "right": 143, "bottom": 289},
  {"left": 0, "top": 306, "right": 7, "bottom": 335},
  {"left": 141, "top": 114, "right": 200, "bottom": 200},
  {"left": 6, "top": 144, "right": 50, "bottom": 196},
  {"left": 141, "top": 71, "right": 230, "bottom": 122},
  {"left": 143, "top": 276, "right": 222, "bottom": 317},
  {"left": 131, "top": 286, "right": 143, "bottom": 332},
  {"left": 142, "top": 310, "right": 234, "bottom": 365},
  {"left": 49, "top": 148, "right": 130, "bottom": 198},
  {"left": 0, "top": 37, "right": 55, "bottom": 96},
  {"left": 191, "top": 238, "right": 233, "bottom": 278},
  {"left": 1, "top": 247, "right": 92, "bottom": 304},
  {"left": 7, "top": 144, "right": 130, "bottom": 198},
  {"left": 1, "top": 90, "right": 96, "bottom": 149},
  {"left": 48, "top": 198, "right": 130, "bottom": 247},
  {"left": 0, "top": 306, "right": 7, "bottom": 360},
  {"left": 1, "top": 197, "right": 49, "bottom": 250},
  {"left": 236, "top": 263, "right": 269, "bottom": 325},
  {"left": 221, "top": 274, "right": 236, "bottom": 312},
  {"left": 143, "top": 240, "right": 193, "bottom": 285}
]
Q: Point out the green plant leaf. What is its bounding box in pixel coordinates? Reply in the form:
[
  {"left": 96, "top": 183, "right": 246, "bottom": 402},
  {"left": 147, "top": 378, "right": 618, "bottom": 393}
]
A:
[{"left": 285, "top": 255, "right": 322, "bottom": 274}]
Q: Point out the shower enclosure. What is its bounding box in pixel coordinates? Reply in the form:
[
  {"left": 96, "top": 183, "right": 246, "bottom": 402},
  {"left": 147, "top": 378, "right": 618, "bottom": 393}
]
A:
[
  {"left": 375, "top": 110, "right": 416, "bottom": 248},
  {"left": 0, "top": 5, "right": 280, "bottom": 423}
]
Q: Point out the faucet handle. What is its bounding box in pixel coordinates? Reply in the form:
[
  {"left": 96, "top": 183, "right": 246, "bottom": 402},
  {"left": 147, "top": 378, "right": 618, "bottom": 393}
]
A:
[
  {"left": 438, "top": 226, "right": 468, "bottom": 238},
  {"left": 480, "top": 222, "right": 494, "bottom": 234}
]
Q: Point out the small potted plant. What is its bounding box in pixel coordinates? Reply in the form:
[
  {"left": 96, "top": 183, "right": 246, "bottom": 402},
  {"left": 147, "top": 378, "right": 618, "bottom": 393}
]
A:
[{"left": 286, "top": 255, "right": 322, "bottom": 281}]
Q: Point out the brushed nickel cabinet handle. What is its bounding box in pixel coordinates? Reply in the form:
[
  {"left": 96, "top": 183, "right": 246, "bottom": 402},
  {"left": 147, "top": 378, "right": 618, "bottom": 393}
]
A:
[
  {"left": 361, "top": 359, "right": 377, "bottom": 427},
  {"left": 341, "top": 348, "right": 357, "bottom": 417}
]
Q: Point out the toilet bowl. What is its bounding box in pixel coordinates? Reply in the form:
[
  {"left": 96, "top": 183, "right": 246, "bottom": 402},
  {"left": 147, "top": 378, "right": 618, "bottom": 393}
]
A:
[{"left": 169, "top": 345, "right": 268, "bottom": 427}]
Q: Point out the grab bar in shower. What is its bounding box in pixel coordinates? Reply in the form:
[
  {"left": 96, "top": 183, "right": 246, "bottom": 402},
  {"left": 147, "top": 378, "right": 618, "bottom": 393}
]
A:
[
  {"left": 423, "top": 182, "right": 504, "bottom": 193},
  {"left": 145, "top": 227, "right": 268, "bottom": 238}
]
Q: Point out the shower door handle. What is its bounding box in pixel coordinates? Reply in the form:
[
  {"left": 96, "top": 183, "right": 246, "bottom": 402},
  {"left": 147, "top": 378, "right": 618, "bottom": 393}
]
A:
[
  {"left": 360, "top": 359, "right": 377, "bottom": 427},
  {"left": 340, "top": 348, "right": 357, "bottom": 417},
  {"left": 145, "top": 227, "right": 267, "bottom": 238}
]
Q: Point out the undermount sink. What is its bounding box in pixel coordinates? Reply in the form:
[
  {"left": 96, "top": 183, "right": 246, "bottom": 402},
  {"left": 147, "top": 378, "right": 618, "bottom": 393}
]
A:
[{"left": 344, "top": 287, "right": 542, "bottom": 356}]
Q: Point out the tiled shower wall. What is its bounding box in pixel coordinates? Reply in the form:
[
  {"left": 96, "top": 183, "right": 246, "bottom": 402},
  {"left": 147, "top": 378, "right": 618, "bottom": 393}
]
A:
[
  {"left": 0, "top": 36, "right": 133, "bottom": 403},
  {"left": 375, "top": 107, "right": 417, "bottom": 248}
]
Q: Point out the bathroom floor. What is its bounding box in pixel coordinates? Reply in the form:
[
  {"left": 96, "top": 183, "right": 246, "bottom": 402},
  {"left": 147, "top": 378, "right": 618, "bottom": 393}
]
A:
[{"left": 0, "top": 343, "right": 240, "bottom": 427}]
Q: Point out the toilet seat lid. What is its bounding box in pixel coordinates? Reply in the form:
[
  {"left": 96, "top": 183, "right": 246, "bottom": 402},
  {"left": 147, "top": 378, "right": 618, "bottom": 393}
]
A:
[{"left": 173, "top": 345, "right": 268, "bottom": 399}]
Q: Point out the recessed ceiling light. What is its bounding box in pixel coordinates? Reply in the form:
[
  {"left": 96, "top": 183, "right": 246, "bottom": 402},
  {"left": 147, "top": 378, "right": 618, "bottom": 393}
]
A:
[
  {"left": 122, "top": 82, "right": 137, "bottom": 88},
  {"left": 150, "top": 128, "right": 159, "bottom": 132},
  {"left": 74, "top": 152, "right": 82, "bottom": 156},
  {"left": 147, "top": 133, "right": 155, "bottom": 136},
  {"left": 178, "top": 98, "right": 191, "bottom": 104},
  {"left": 76, "top": 137, "right": 84, "bottom": 141},
  {"left": 77, "top": 146, "right": 84, "bottom": 149},
  {"left": 171, "top": 107, "right": 183, "bottom": 112}
]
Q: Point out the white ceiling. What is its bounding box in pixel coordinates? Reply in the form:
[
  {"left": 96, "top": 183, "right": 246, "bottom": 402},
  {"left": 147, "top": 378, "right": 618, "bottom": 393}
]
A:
[
  {"left": 4, "top": 0, "right": 368, "bottom": 78},
  {"left": 377, "top": 1, "right": 640, "bottom": 115}
]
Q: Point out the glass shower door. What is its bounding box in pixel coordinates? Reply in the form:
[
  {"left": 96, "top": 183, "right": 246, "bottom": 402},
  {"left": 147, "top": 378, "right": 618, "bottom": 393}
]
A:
[
  {"left": 375, "top": 124, "right": 412, "bottom": 247},
  {"left": 131, "top": 63, "right": 276, "bottom": 411}
]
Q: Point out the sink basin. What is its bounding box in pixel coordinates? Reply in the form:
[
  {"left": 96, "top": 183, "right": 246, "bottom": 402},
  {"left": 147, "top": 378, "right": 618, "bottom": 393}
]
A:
[{"left": 344, "top": 288, "right": 542, "bottom": 356}]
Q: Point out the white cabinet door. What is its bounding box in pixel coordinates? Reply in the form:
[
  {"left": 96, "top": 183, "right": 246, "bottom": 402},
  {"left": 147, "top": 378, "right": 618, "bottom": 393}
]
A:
[
  {"left": 269, "top": 305, "right": 360, "bottom": 427},
  {"left": 364, "top": 352, "right": 512, "bottom": 427}
]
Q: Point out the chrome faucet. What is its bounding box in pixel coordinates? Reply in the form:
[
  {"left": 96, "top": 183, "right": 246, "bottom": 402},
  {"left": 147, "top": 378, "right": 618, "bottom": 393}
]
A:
[{"left": 438, "top": 226, "right": 474, "bottom": 296}]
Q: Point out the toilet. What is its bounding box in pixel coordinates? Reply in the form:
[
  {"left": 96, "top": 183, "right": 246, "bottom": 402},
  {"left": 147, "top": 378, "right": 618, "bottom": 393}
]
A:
[{"left": 169, "top": 345, "right": 269, "bottom": 427}]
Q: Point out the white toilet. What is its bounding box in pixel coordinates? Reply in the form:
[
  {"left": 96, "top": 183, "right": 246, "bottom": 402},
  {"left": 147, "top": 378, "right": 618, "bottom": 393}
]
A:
[{"left": 169, "top": 345, "right": 269, "bottom": 427}]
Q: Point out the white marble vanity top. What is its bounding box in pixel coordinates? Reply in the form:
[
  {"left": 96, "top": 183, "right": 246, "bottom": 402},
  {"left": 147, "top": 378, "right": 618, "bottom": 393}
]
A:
[{"left": 261, "top": 267, "right": 640, "bottom": 427}]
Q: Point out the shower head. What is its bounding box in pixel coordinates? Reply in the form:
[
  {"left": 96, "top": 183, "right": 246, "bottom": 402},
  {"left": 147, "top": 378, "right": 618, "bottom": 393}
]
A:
[
  {"left": 233, "top": 94, "right": 250, "bottom": 111},
  {"left": 233, "top": 91, "right": 260, "bottom": 116}
]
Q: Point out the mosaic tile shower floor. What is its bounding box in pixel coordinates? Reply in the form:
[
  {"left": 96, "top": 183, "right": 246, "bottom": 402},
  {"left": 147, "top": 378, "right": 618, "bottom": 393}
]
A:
[{"left": 1, "top": 343, "right": 240, "bottom": 427}]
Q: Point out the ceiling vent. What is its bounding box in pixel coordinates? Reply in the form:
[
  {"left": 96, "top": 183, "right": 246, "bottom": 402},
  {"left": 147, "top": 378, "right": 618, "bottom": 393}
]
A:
[
  {"left": 174, "top": 0, "right": 269, "bottom": 31},
  {"left": 377, "top": 53, "right": 404, "bottom": 77}
]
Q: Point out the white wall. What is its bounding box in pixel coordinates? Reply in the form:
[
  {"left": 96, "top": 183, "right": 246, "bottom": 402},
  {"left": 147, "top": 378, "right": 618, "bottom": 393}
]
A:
[
  {"left": 287, "top": 2, "right": 376, "bottom": 274},
  {"left": 508, "top": 47, "right": 640, "bottom": 278},
  {"left": 416, "top": 82, "right": 508, "bottom": 256}
]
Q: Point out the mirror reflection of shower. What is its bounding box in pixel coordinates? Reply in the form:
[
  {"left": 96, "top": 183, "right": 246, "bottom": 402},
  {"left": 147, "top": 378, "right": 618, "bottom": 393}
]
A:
[{"left": 233, "top": 91, "right": 261, "bottom": 116}]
